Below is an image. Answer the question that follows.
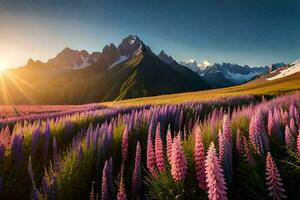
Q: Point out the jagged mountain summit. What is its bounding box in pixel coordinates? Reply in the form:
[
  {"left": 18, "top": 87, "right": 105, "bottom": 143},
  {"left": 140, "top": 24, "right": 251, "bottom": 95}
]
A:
[{"left": 1, "top": 35, "right": 209, "bottom": 104}]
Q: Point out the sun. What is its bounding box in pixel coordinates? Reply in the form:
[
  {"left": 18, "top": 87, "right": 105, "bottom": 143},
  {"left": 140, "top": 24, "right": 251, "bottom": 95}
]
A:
[{"left": 0, "top": 62, "right": 7, "bottom": 72}]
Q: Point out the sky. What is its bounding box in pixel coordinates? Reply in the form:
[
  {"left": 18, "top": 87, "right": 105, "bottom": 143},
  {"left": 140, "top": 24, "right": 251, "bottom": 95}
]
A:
[{"left": 0, "top": 0, "right": 299, "bottom": 68}]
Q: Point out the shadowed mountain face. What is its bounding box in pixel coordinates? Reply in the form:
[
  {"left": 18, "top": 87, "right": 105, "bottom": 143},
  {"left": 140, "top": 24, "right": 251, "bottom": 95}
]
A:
[{"left": 0, "top": 35, "right": 209, "bottom": 104}]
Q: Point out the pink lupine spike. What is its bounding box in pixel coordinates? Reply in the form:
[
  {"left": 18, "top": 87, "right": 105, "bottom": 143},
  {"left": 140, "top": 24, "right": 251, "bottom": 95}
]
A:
[
  {"left": 146, "top": 130, "right": 156, "bottom": 175},
  {"left": 132, "top": 142, "right": 141, "bottom": 196},
  {"left": 222, "top": 115, "right": 231, "bottom": 140},
  {"left": 171, "top": 135, "right": 187, "bottom": 182},
  {"left": 166, "top": 126, "right": 173, "bottom": 164},
  {"left": 268, "top": 110, "right": 273, "bottom": 136},
  {"left": 194, "top": 127, "right": 206, "bottom": 190},
  {"left": 121, "top": 126, "right": 129, "bottom": 161},
  {"left": 265, "top": 152, "right": 287, "bottom": 200},
  {"left": 297, "top": 131, "right": 300, "bottom": 156},
  {"left": 205, "top": 142, "right": 227, "bottom": 200},
  {"left": 289, "top": 118, "right": 297, "bottom": 136},
  {"left": 155, "top": 123, "right": 165, "bottom": 172},
  {"left": 284, "top": 126, "right": 295, "bottom": 149},
  {"left": 117, "top": 164, "right": 127, "bottom": 200},
  {"left": 242, "top": 136, "right": 255, "bottom": 165},
  {"left": 101, "top": 161, "right": 109, "bottom": 200},
  {"left": 236, "top": 129, "right": 243, "bottom": 155}
]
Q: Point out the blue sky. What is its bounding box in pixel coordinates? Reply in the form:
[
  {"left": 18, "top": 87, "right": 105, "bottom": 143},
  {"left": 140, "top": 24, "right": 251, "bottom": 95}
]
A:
[{"left": 0, "top": 0, "right": 299, "bottom": 67}]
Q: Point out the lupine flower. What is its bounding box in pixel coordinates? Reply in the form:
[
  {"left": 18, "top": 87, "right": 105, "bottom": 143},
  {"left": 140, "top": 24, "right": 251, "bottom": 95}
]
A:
[
  {"left": 171, "top": 135, "right": 187, "bottom": 182},
  {"left": 121, "top": 126, "right": 129, "bottom": 161},
  {"left": 268, "top": 110, "right": 273, "bottom": 135},
  {"left": 101, "top": 161, "right": 109, "bottom": 200},
  {"left": 242, "top": 136, "right": 254, "bottom": 165},
  {"left": 219, "top": 127, "right": 233, "bottom": 185},
  {"left": 166, "top": 126, "right": 173, "bottom": 163},
  {"left": 284, "top": 126, "right": 295, "bottom": 149},
  {"left": 11, "top": 134, "right": 24, "bottom": 167},
  {"left": 108, "top": 157, "right": 113, "bottom": 194},
  {"left": 43, "top": 121, "right": 50, "bottom": 160},
  {"left": 117, "top": 164, "right": 127, "bottom": 200},
  {"left": 146, "top": 130, "right": 156, "bottom": 175},
  {"left": 236, "top": 129, "right": 243, "bottom": 155},
  {"left": 132, "top": 142, "right": 141, "bottom": 197},
  {"left": 289, "top": 118, "right": 297, "bottom": 137},
  {"left": 222, "top": 115, "right": 231, "bottom": 140},
  {"left": 249, "top": 111, "right": 269, "bottom": 155},
  {"left": 194, "top": 126, "right": 206, "bottom": 190},
  {"left": 205, "top": 142, "right": 227, "bottom": 200},
  {"left": 53, "top": 137, "right": 60, "bottom": 172},
  {"left": 265, "top": 152, "right": 287, "bottom": 200},
  {"left": 155, "top": 123, "right": 165, "bottom": 172}
]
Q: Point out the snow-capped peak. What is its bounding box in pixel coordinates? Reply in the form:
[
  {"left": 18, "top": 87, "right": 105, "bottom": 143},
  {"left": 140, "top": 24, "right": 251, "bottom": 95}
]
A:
[
  {"left": 267, "top": 59, "right": 300, "bottom": 81},
  {"left": 180, "top": 59, "right": 210, "bottom": 72}
]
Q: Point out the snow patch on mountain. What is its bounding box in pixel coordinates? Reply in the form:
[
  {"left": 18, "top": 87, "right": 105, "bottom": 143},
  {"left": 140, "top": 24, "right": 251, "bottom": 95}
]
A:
[
  {"left": 108, "top": 55, "right": 129, "bottom": 69},
  {"left": 267, "top": 60, "right": 300, "bottom": 81},
  {"left": 73, "top": 55, "right": 91, "bottom": 69},
  {"left": 225, "top": 71, "right": 262, "bottom": 83}
]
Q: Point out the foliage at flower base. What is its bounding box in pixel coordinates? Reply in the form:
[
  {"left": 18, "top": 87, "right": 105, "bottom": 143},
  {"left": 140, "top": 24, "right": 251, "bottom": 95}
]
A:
[{"left": 0, "top": 94, "right": 300, "bottom": 199}]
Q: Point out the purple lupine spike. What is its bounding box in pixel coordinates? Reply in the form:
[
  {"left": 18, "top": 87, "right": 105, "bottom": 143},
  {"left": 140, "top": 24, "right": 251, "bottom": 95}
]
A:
[
  {"left": 284, "top": 126, "right": 295, "bottom": 149},
  {"left": 294, "top": 108, "right": 300, "bottom": 129},
  {"left": 265, "top": 152, "right": 287, "bottom": 200},
  {"left": 90, "top": 181, "right": 95, "bottom": 200},
  {"left": 236, "top": 129, "right": 243, "bottom": 155},
  {"left": 219, "top": 127, "right": 233, "bottom": 185},
  {"left": 11, "top": 134, "right": 23, "bottom": 167},
  {"left": 155, "top": 123, "right": 165, "bottom": 172},
  {"left": 51, "top": 175, "right": 57, "bottom": 200},
  {"left": 166, "top": 126, "right": 173, "bottom": 164},
  {"left": 146, "top": 130, "right": 156, "bottom": 175},
  {"left": 297, "top": 131, "right": 300, "bottom": 156},
  {"left": 107, "top": 157, "right": 113, "bottom": 194},
  {"left": 42, "top": 176, "right": 50, "bottom": 198},
  {"left": 171, "top": 135, "right": 187, "bottom": 182},
  {"left": 194, "top": 126, "right": 206, "bottom": 190},
  {"left": 53, "top": 137, "right": 60, "bottom": 172},
  {"left": 28, "top": 156, "right": 35, "bottom": 186},
  {"left": 101, "top": 161, "right": 109, "bottom": 200},
  {"left": 121, "top": 126, "right": 129, "bottom": 162},
  {"left": 179, "top": 110, "right": 184, "bottom": 130},
  {"left": 289, "top": 118, "right": 297, "bottom": 136},
  {"left": 132, "top": 142, "right": 141, "bottom": 197},
  {"left": 205, "top": 142, "right": 227, "bottom": 200},
  {"left": 117, "top": 164, "right": 127, "bottom": 200}
]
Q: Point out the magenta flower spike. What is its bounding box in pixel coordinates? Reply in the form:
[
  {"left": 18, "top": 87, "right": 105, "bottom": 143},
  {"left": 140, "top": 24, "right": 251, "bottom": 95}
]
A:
[
  {"left": 205, "top": 142, "right": 227, "bottom": 200},
  {"left": 117, "top": 165, "right": 127, "bottom": 200},
  {"left": 101, "top": 161, "right": 109, "bottom": 200},
  {"left": 268, "top": 110, "right": 273, "bottom": 136},
  {"left": 146, "top": 130, "right": 156, "bottom": 175},
  {"left": 265, "top": 152, "right": 287, "bottom": 200},
  {"left": 166, "top": 126, "right": 173, "bottom": 164},
  {"left": 284, "top": 125, "right": 295, "bottom": 149},
  {"left": 171, "top": 135, "right": 187, "bottom": 182},
  {"left": 132, "top": 142, "right": 141, "bottom": 196},
  {"left": 289, "top": 118, "right": 297, "bottom": 136},
  {"left": 155, "top": 123, "right": 165, "bottom": 172},
  {"left": 194, "top": 127, "right": 206, "bottom": 190},
  {"left": 121, "top": 126, "right": 129, "bottom": 162}
]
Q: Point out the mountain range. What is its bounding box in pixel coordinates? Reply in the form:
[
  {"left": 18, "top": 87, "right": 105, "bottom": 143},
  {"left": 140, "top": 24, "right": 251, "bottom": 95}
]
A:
[
  {"left": 1, "top": 35, "right": 209, "bottom": 104},
  {"left": 0, "top": 34, "right": 291, "bottom": 104}
]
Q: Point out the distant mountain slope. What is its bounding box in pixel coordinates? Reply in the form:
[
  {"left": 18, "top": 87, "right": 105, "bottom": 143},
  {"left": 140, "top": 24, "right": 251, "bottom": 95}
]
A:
[
  {"left": 103, "top": 59, "right": 300, "bottom": 106},
  {"left": 200, "top": 63, "right": 270, "bottom": 88},
  {"left": 0, "top": 35, "right": 209, "bottom": 104}
]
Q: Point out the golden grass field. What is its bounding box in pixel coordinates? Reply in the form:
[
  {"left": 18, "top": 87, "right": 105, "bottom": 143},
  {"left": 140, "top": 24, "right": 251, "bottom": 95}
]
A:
[{"left": 103, "top": 72, "right": 300, "bottom": 106}]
